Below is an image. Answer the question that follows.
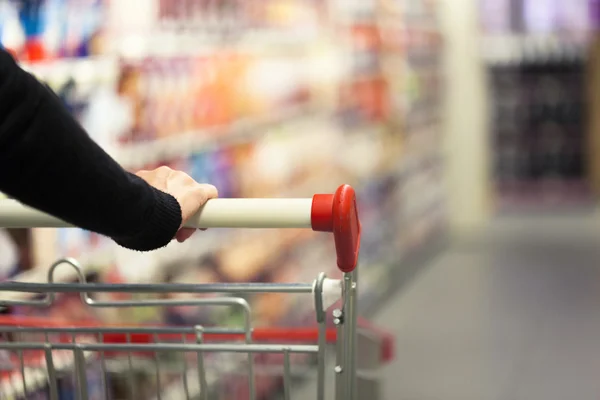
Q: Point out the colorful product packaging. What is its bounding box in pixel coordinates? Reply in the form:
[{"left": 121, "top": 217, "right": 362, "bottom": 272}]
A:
[
  {"left": 343, "top": 76, "right": 390, "bottom": 122},
  {"left": 189, "top": 151, "right": 212, "bottom": 184},
  {"left": 16, "top": 0, "right": 45, "bottom": 61},
  {"left": 61, "top": 0, "right": 105, "bottom": 58},
  {"left": 207, "top": 147, "right": 236, "bottom": 198},
  {"left": 114, "top": 61, "right": 146, "bottom": 144}
]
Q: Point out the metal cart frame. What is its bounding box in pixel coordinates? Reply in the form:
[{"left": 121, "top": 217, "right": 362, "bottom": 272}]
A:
[{"left": 0, "top": 184, "right": 385, "bottom": 400}]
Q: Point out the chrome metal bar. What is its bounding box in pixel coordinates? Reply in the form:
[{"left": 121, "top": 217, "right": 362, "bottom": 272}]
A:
[
  {"left": 0, "top": 281, "right": 313, "bottom": 295},
  {"left": 154, "top": 332, "right": 162, "bottom": 400},
  {"left": 317, "top": 321, "right": 327, "bottom": 400},
  {"left": 127, "top": 332, "right": 136, "bottom": 400},
  {"left": 18, "top": 349, "right": 26, "bottom": 396},
  {"left": 44, "top": 346, "right": 59, "bottom": 400},
  {"left": 283, "top": 350, "right": 292, "bottom": 400},
  {"left": 86, "top": 296, "right": 255, "bottom": 309},
  {"left": 195, "top": 326, "right": 208, "bottom": 400},
  {"left": 334, "top": 308, "right": 344, "bottom": 400},
  {"left": 75, "top": 347, "right": 89, "bottom": 400},
  {"left": 0, "top": 325, "right": 246, "bottom": 335},
  {"left": 341, "top": 270, "right": 358, "bottom": 400},
  {"left": 346, "top": 269, "right": 358, "bottom": 400},
  {"left": 245, "top": 324, "right": 256, "bottom": 400},
  {"left": 0, "top": 342, "right": 320, "bottom": 354},
  {"left": 181, "top": 333, "right": 191, "bottom": 400},
  {"left": 313, "top": 273, "right": 327, "bottom": 400},
  {"left": 98, "top": 332, "right": 107, "bottom": 398}
]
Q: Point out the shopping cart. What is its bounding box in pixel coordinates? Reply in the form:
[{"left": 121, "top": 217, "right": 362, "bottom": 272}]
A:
[{"left": 0, "top": 185, "right": 393, "bottom": 400}]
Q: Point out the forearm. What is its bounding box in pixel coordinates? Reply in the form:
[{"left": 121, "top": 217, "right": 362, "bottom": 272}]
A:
[{"left": 0, "top": 49, "right": 181, "bottom": 251}]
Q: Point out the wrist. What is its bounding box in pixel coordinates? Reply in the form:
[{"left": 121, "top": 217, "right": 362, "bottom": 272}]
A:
[{"left": 113, "top": 187, "right": 182, "bottom": 251}]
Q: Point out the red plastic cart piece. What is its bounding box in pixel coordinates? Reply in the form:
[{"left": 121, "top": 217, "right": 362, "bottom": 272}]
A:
[{"left": 312, "top": 185, "right": 361, "bottom": 273}]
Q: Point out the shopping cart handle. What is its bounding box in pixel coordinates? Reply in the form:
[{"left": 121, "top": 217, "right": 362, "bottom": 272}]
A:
[{"left": 0, "top": 185, "right": 361, "bottom": 272}]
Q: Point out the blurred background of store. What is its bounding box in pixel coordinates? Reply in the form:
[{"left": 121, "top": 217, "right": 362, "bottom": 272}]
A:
[{"left": 3, "top": 0, "right": 600, "bottom": 398}]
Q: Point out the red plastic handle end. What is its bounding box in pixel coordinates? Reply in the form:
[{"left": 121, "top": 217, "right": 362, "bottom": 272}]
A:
[{"left": 311, "top": 185, "right": 361, "bottom": 273}]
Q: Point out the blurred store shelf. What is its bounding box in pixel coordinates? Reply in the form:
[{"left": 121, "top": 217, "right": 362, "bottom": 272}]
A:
[
  {"left": 113, "top": 29, "right": 318, "bottom": 59},
  {"left": 20, "top": 30, "right": 315, "bottom": 85},
  {"left": 113, "top": 103, "right": 318, "bottom": 170}
]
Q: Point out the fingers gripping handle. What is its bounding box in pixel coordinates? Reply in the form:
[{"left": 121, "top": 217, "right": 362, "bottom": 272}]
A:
[{"left": 0, "top": 185, "right": 361, "bottom": 273}]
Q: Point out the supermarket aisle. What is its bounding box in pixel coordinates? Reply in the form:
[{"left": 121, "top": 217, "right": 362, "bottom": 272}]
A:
[{"left": 376, "top": 215, "right": 600, "bottom": 400}]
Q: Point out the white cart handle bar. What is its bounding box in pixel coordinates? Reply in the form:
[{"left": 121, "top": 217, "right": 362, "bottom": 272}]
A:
[{"left": 0, "top": 185, "right": 361, "bottom": 273}]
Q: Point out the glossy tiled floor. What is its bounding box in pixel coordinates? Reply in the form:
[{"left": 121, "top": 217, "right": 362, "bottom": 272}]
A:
[{"left": 376, "top": 216, "right": 600, "bottom": 400}]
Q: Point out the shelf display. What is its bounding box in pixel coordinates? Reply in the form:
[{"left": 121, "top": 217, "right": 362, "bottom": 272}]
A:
[
  {"left": 0, "top": 0, "right": 107, "bottom": 61},
  {"left": 491, "top": 61, "right": 588, "bottom": 199},
  {"left": 479, "top": 0, "right": 594, "bottom": 211}
]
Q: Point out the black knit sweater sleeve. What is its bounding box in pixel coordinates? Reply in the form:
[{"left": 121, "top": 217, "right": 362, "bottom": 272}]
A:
[{"left": 0, "top": 49, "right": 182, "bottom": 251}]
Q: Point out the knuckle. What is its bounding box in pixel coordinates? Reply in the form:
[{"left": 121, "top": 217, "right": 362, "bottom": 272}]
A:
[
  {"left": 157, "top": 165, "right": 172, "bottom": 173},
  {"left": 192, "top": 186, "right": 207, "bottom": 196}
]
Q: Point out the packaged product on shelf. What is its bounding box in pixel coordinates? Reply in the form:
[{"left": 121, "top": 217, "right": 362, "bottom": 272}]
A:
[
  {"left": 41, "top": 0, "right": 68, "bottom": 59},
  {"left": 143, "top": 58, "right": 166, "bottom": 140},
  {"left": 189, "top": 151, "right": 212, "bottom": 184},
  {"left": 200, "top": 53, "right": 231, "bottom": 130},
  {"left": 208, "top": 147, "right": 237, "bottom": 198},
  {"left": 191, "top": 55, "right": 209, "bottom": 129},
  {"left": 16, "top": 0, "right": 46, "bottom": 62},
  {"left": 341, "top": 75, "right": 390, "bottom": 122},
  {"left": 168, "top": 56, "right": 188, "bottom": 136},
  {"left": 177, "top": 57, "right": 195, "bottom": 133},
  {"left": 113, "top": 61, "right": 146, "bottom": 144},
  {"left": 151, "top": 57, "right": 174, "bottom": 139},
  {"left": 61, "top": 0, "right": 106, "bottom": 57},
  {"left": 194, "top": 56, "right": 216, "bottom": 130},
  {"left": 228, "top": 53, "right": 255, "bottom": 119},
  {"left": 229, "top": 142, "right": 258, "bottom": 195},
  {"left": 7, "top": 0, "right": 107, "bottom": 62},
  {"left": 349, "top": 23, "right": 382, "bottom": 76}
]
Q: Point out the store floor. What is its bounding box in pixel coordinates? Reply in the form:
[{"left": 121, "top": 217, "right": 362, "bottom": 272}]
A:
[{"left": 375, "top": 214, "right": 600, "bottom": 400}]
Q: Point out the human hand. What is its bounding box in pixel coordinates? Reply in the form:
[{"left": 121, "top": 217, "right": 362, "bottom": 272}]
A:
[{"left": 136, "top": 166, "right": 218, "bottom": 243}]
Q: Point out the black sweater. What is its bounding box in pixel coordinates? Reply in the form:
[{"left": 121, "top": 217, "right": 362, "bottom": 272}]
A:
[{"left": 0, "top": 49, "right": 183, "bottom": 251}]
